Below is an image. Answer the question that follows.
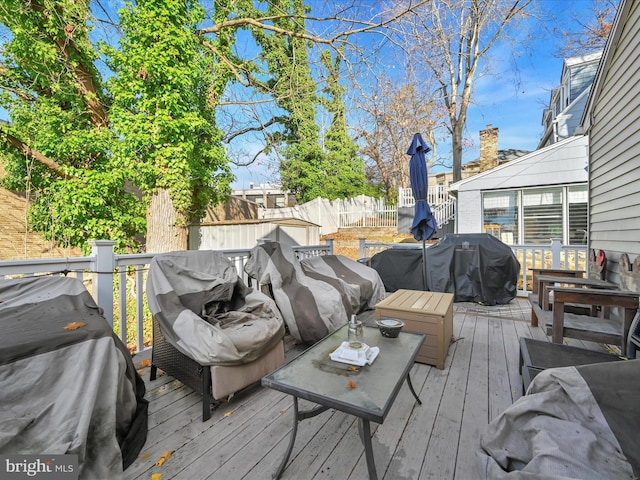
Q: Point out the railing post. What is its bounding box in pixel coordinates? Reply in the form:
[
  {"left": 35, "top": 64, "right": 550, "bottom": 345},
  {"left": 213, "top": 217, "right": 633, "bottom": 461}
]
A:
[
  {"left": 324, "top": 238, "right": 334, "bottom": 254},
  {"left": 550, "top": 238, "right": 562, "bottom": 268},
  {"left": 359, "top": 238, "right": 366, "bottom": 259},
  {"left": 90, "top": 240, "right": 116, "bottom": 326}
]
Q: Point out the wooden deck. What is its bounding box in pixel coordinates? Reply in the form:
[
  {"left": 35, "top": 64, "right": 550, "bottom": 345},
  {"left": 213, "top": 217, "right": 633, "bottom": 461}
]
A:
[{"left": 125, "top": 297, "right": 610, "bottom": 480}]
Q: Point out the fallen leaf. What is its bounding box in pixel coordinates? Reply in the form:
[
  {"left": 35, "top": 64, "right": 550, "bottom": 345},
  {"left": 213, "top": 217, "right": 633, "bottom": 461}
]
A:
[
  {"left": 280, "top": 410, "right": 287, "bottom": 415},
  {"left": 155, "top": 450, "right": 173, "bottom": 467},
  {"left": 141, "top": 453, "right": 150, "bottom": 460},
  {"left": 64, "top": 321, "right": 87, "bottom": 330},
  {"left": 347, "top": 366, "right": 358, "bottom": 371},
  {"left": 224, "top": 411, "right": 232, "bottom": 417},
  {"left": 151, "top": 474, "right": 162, "bottom": 480},
  {"left": 347, "top": 380, "right": 357, "bottom": 390},
  {"left": 140, "top": 359, "right": 152, "bottom": 367}
]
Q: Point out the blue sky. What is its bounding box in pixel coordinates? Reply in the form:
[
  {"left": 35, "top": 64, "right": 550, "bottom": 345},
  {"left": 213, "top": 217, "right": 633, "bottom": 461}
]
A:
[{"left": 230, "top": 1, "right": 603, "bottom": 188}]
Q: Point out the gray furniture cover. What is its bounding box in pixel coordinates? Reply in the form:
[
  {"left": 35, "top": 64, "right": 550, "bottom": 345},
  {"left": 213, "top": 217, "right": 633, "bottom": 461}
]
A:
[
  {"left": 0, "top": 276, "right": 147, "bottom": 479},
  {"left": 147, "top": 250, "right": 285, "bottom": 366},
  {"left": 426, "top": 233, "right": 520, "bottom": 304},
  {"left": 478, "top": 360, "right": 640, "bottom": 479},
  {"left": 369, "top": 248, "right": 425, "bottom": 292},
  {"left": 244, "top": 242, "right": 386, "bottom": 344}
]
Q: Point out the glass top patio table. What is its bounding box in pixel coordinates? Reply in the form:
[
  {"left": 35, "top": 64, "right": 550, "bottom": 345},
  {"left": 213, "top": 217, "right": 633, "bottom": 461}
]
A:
[
  {"left": 263, "top": 324, "right": 424, "bottom": 423},
  {"left": 262, "top": 324, "right": 425, "bottom": 480}
]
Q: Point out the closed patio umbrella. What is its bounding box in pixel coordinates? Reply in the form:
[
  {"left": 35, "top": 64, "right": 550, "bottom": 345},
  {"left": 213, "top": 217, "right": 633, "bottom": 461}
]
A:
[{"left": 407, "top": 132, "right": 438, "bottom": 290}]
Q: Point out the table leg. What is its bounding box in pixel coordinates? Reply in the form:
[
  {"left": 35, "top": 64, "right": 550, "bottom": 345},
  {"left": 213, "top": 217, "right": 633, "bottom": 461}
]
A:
[
  {"left": 406, "top": 372, "right": 422, "bottom": 405},
  {"left": 359, "top": 418, "right": 378, "bottom": 480},
  {"left": 274, "top": 397, "right": 330, "bottom": 479}
]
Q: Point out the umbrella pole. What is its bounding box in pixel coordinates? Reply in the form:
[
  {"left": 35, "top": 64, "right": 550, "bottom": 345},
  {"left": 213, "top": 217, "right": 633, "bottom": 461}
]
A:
[{"left": 422, "top": 239, "right": 427, "bottom": 291}]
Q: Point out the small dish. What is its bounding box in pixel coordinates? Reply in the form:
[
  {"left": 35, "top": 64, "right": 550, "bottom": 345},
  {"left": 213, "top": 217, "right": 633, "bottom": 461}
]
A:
[{"left": 376, "top": 318, "right": 405, "bottom": 338}]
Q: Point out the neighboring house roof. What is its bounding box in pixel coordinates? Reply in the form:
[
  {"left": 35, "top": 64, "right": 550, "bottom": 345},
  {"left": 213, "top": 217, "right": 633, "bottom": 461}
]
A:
[
  {"left": 450, "top": 135, "right": 589, "bottom": 193},
  {"left": 464, "top": 149, "right": 530, "bottom": 170},
  {"left": 538, "top": 51, "right": 603, "bottom": 149}
]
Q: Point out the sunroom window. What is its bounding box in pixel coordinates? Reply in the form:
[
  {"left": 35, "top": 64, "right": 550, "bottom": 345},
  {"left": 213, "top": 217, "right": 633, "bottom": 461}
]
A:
[
  {"left": 523, "top": 188, "right": 562, "bottom": 244},
  {"left": 483, "top": 191, "right": 518, "bottom": 244},
  {"left": 568, "top": 185, "right": 588, "bottom": 244}
]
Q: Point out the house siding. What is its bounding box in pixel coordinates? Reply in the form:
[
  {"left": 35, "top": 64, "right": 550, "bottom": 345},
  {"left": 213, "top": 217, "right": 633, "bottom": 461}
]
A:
[{"left": 588, "top": 0, "right": 640, "bottom": 276}]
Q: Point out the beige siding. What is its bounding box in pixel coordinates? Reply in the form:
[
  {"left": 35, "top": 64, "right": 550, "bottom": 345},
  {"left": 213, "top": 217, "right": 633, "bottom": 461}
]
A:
[{"left": 589, "top": 0, "right": 640, "bottom": 261}]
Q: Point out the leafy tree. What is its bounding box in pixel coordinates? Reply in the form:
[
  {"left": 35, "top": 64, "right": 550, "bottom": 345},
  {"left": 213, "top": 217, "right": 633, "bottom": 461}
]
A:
[
  {"left": 105, "top": 0, "right": 232, "bottom": 253},
  {"left": 319, "top": 49, "right": 368, "bottom": 200},
  {"left": 247, "top": 0, "right": 325, "bottom": 203},
  {"left": 0, "top": 0, "right": 432, "bottom": 253},
  {"left": 0, "top": 0, "right": 144, "bottom": 252}
]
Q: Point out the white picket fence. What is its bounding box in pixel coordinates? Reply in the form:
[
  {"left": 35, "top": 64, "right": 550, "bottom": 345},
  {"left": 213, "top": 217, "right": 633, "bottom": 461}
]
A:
[{"left": 339, "top": 197, "right": 398, "bottom": 228}]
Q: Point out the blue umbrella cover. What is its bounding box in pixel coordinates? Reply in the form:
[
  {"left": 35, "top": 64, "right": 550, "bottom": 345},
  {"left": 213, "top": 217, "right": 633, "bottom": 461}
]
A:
[{"left": 407, "top": 133, "right": 438, "bottom": 241}]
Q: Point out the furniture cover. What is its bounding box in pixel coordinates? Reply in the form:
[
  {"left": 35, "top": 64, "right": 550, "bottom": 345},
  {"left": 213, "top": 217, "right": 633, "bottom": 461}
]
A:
[
  {"left": 244, "top": 242, "right": 386, "bottom": 344},
  {"left": 146, "top": 250, "right": 286, "bottom": 420},
  {"left": 147, "top": 250, "right": 285, "bottom": 366},
  {"left": 0, "top": 276, "right": 148, "bottom": 480},
  {"left": 425, "top": 233, "right": 520, "bottom": 304},
  {"left": 369, "top": 248, "right": 426, "bottom": 292},
  {"left": 478, "top": 360, "right": 640, "bottom": 479}
]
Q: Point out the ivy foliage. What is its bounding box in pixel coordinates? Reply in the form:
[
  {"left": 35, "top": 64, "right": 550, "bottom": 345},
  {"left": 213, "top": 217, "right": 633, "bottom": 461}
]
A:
[
  {"left": 0, "top": 0, "right": 232, "bottom": 252},
  {"left": 105, "top": 0, "right": 231, "bottom": 224}
]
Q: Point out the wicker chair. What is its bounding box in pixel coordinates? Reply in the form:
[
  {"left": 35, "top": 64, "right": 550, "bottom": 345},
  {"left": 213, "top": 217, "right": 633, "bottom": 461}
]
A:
[{"left": 147, "top": 250, "right": 285, "bottom": 421}]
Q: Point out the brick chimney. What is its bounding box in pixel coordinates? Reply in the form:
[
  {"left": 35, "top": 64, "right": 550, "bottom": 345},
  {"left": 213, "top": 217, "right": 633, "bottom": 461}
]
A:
[{"left": 479, "top": 125, "right": 499, "bottom": 172}]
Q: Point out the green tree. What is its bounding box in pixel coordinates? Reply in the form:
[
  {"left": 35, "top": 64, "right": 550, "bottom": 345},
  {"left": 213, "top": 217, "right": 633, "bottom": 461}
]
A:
[
  {"left": 248, "top": 0, "right": 325, "bottom": 203},
  {"left": 0, "top": 0, "right": 144, "bottom": 252},
  {"left": 105, "top": 0, "right": 232, "bottom": 253},
  {"left": 320, "top": 49, "right": 368, "bottom": 200}
]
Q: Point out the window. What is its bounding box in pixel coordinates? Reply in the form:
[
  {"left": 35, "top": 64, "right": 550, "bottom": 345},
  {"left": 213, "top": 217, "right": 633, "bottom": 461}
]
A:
[
  {"left": 483, "top": 191, "right": 518, "bottom": 245},
  {"left": 523, "top": 188, "right": 562, "bottom": 244},
  {"left": 482, "top": 184, "right": 587, "bottom": 245},
  {"left": 568, "top": 185, "right": 588, "bottom": 244}
]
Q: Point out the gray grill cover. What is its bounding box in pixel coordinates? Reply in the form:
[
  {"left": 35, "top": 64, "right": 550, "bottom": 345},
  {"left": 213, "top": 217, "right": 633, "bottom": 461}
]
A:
[
  {"left": 147, "top": 250, "right": 285, "bottom": 366},
  {"left": 426, "top": 234, "right": 520, "bottom": 305}
]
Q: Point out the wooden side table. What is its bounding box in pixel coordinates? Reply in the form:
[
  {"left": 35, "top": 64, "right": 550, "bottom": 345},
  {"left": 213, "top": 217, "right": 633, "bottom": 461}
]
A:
[{"left": 375, "top": 289, "right": 454, "bottom": 369}]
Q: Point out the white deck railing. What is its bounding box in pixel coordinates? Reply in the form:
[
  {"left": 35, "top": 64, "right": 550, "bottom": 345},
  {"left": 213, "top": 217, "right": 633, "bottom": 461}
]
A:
[
  {"left": 0, "top": 239, "right": 334, "bottom": 361},
  {"left": 359, "top": 237, "right": 588, "bottom": 296}
]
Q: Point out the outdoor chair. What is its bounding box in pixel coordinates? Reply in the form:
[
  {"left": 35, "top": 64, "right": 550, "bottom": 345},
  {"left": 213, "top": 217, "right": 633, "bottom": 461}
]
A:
[{"left": 146, "top": 250, "right": 286, "bottom": 421}]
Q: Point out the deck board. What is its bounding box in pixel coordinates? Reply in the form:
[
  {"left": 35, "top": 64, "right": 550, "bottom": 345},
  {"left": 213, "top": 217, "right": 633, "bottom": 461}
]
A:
[{"left": 125, "top": 297, "right": 607, "bottom": 480}]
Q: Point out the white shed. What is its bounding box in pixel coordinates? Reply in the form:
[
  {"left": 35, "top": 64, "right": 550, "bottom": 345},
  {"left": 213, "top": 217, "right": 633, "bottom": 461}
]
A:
[{"left": 189, "top": 218, "right": 321, "bottom": 251}]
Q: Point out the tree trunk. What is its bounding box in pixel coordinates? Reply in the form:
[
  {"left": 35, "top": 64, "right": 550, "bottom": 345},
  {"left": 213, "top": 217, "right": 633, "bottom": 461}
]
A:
[
  {"left": 451, "top": 122, "right": 463, "bottom": 183},
  {"left": 145, "top": 188, "right": 188, "bottom": 253}
]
